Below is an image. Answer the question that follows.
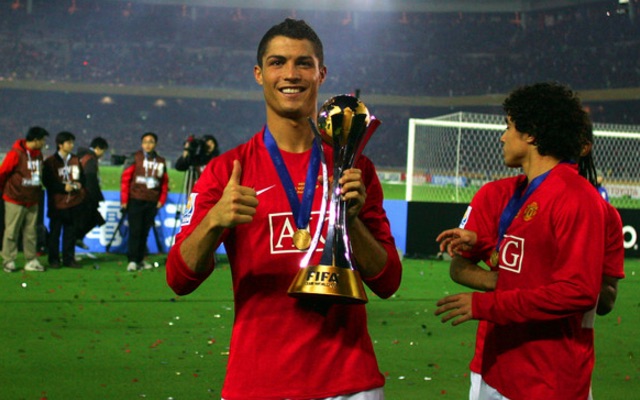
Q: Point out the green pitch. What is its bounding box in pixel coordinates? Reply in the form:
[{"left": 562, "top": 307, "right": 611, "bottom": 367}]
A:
[
  {"left": 1, "top": 254, "right": 638, "bottom": 399},
  {"left": 100, "top": 166, "right": 640, "bottom": 208}
]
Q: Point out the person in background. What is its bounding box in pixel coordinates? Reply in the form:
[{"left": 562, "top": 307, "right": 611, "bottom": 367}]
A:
[
  {"left": 75, "top": 137, "right": 109, "bottom": 250},
  {"left": 174, "top": 134, "right": 220, "bottom": 174},
  {"left": 120, "top": 132, "right": 168, "bottom": 272},
  {"left": 0, "top": 126, "right": 49, "bottom": 273},
  {"left": 165, "top": 18, "right": 402, "bottom": 400},
  {"left": 434, "top": 82, "right": 608, "bottom": 399},
  {"left": 596, "top": 168, "right": 609, "bottom": 202},
  {"left": 43, "top": 131, "right": 85, "bottom": 269},
  {"left": 174, "top": 134, "right": 220, "bottom": 197}
]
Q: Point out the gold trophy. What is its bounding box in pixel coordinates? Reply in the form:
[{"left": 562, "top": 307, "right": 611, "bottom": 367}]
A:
[{"left": 288, "top": 95, "right": 381, "bottom": 304}]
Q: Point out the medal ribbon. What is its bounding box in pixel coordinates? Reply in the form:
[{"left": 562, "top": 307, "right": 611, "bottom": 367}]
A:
[
  {"left": 264, "top": 126, "right": 320, "bottom": 231},
  {"left": 496, "top": 170, "right": 551, "bottom": 253}
]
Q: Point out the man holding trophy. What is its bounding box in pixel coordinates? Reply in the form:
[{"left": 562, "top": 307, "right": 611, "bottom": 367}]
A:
[{"left": 166, "top": 18, "right": 402, "bottom": 400}]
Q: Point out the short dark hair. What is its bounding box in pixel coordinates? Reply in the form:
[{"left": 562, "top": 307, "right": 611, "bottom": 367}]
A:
[
  {"left": 256, "top": 18, "right": 324, "bottom": 68},
  {"left": 26, "top": 126, "right": 49, "bottom": 141},
  {"left": 503, "top": 82, "right": 589, "bottom": 162},
  {"left": 90, "top": 137, "right": 109, "bottom": 150},
  {"left": 202, "top": 134, "right": 220, "bottom": 156},
  {"left": 55, "top": 131, "right": 76, "bottom": 148},
  {"left": 141, "top": 132, "right": 158, "bottom": 143},
  {"left": 202, "top": 135, "right": 218, "bottom": 146}
]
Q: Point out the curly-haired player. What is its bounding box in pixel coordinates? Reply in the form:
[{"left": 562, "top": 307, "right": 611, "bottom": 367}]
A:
[{"left": 435, "top": 82, "right": 610, "bottom": 399}]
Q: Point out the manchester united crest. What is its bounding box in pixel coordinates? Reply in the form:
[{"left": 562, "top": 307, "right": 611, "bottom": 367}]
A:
[{"left": 523, "top": 201, "right": 538, "bottom": 221}]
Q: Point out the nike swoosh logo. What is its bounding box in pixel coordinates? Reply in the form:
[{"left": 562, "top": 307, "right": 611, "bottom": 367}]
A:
[{"left": 256, "top": 185, "right": 276, "bottom": 196}]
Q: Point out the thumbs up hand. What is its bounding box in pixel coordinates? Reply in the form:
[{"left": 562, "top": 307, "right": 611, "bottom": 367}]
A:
[{"left": 206, "top": 160, "right": 258, "bottom": 229}]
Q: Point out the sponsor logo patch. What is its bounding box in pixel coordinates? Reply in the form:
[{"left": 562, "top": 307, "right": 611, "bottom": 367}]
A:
[
  {"left": 268, "top": 211, "right": 326, "bottom": 254},
  {"left": 498, "top": 235, "right": 525, "bottom": 273},
  {"left": 181, "top": 193, "right": 198, "bottom": 226},
  {"left": 459, "top": 205, "right": 472, "bottom": 228}
]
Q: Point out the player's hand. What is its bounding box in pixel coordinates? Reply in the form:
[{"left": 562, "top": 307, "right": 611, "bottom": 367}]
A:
[
  {"left": 436, "top": 228, "right": 478, "bottom": 257},
  {"left": 156, "top": 201, "right": 163, "bottom": 209},
  {"left": 435, "top": 293, "right": 474, "bottom": 325},
  {"left": 207, "top": 160, "right": 258, "bottom": 229},
  {"left": 339, "top": 168, "right": 366, "bottom": 222}
]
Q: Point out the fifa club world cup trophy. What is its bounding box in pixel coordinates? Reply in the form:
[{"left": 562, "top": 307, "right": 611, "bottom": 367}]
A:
[{"left": 288, "top": 95, "right": 381, "bottom": 304}]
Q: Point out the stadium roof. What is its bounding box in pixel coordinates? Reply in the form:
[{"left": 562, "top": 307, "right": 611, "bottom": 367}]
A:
[{"left": 105, "top": 0, "right": 608, "bottom": 13}]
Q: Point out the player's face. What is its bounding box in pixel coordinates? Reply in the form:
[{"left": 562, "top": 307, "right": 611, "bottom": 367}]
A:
[
  {"left": 500, "top": 116, "right": 531, "bottom": 168},
  {"left": 141, "top": 136, "right": 156, "bottom": 153},
  {"left": 254, "top": 36, "right": 326, "bottom": 121}
]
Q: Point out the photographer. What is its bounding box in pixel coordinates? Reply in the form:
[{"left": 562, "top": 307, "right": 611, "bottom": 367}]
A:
[
  {"left": 174, "top": 134, "right": 219, "bottom": 175},
  {"left": 43, "top": 131, "right": 86, "bottom": 269}
]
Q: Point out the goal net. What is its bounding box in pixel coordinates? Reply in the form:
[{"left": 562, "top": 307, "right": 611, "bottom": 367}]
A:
[{"left": 406, "top": 112, "right": 640, "bottom": 209}]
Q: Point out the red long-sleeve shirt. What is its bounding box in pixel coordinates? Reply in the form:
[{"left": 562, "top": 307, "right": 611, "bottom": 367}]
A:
[{"left": 166, "top": 130, "right": 402, "bottom": 399}]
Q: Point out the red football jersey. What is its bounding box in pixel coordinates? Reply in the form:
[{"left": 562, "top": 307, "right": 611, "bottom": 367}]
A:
[
  {"left": 166, "top": 129, "right": 402, "bottom": 399},
  {"left": 472, "top": 163, "right": 607, "bottom": 399},
  {"left": 460, "top": 165, "right": 625, "bottom": 382}
]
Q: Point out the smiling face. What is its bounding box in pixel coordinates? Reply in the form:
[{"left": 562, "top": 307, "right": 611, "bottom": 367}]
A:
[{"left": 254, "top": 35, "right": 326, "bottom": 122}]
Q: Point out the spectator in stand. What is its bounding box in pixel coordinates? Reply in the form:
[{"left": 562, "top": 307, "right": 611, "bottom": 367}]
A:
[
  {"left": 74, "top": 137, "right": 109, "bottom": 249},
  {"left": 0, "top": 126, "right": 49, "bottom": 273},
  {"left": 120, "top": 132, "right": 168, "bottom": 272},
  {"left": 43, "top": 131, "right": 86, "bottom": 269}
]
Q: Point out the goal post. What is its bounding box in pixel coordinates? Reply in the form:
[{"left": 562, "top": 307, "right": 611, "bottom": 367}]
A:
[{"left": 406, "top": 112, "right": 640, "bottom": 209}]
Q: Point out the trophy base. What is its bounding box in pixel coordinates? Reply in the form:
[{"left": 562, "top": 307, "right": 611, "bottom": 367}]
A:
[{"left": 287, "top": 264, "right": 368, "bottom": 304}]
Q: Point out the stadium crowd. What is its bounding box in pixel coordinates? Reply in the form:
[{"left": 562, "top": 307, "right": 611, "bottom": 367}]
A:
[{"left": 0, "top": 0, "right": 639, "bottom": 168}]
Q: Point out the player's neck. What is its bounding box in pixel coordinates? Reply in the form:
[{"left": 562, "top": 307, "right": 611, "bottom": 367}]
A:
[
  {"left": 266, "top": 117, "right": 314, "bottom": 153},
  {"left": 523, "top": 154, "right": 560, "bottom": 182}
]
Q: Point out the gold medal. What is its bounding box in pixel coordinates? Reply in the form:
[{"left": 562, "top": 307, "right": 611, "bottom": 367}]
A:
[
  {"left": 293, "top": 229, "right": 312, "bottom": 250},
  {"left": 490, "top": 250, "right": 499, "bottom": 266}
]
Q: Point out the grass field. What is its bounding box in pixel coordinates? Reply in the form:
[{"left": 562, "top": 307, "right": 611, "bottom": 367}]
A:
[
  {"left": 1, "top": 254, "right": 638, "bottom": 399},
  {"left": 100, "top": 165, "right": 640, "bottom": 208},
  {"left": 100, "top": 166, "right": 412, "bottom": 199}
]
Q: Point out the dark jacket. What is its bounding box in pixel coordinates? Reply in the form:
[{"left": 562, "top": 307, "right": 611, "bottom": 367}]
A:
[{"left": 43, "top": 152, "right": 86, "bottom": 213}]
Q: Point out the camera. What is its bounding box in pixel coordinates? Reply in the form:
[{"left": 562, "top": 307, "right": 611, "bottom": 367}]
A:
[{"left": 185, "top": 136, "right": 210, "bottom": 166}]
